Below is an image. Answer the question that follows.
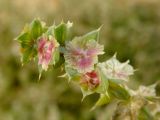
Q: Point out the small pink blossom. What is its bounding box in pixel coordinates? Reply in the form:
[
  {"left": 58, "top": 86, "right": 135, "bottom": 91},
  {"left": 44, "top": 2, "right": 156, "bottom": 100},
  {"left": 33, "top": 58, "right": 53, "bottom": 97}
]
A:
[
  {"left": 38, "top": 36, "right": 58, "bottom": 71},
  {"left": 80, "top": 71, "right": 100, "bottom": 90},
  {"left": 64, "top": 38, "right": 104, "bottom": 73}
]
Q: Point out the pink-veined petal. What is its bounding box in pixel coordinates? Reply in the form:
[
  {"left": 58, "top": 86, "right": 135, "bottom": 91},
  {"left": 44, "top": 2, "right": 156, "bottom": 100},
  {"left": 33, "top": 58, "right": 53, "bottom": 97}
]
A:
[
  {"left": 64, "top": 38, "right": 104, "bottom": 73},
  {"left": 38, "top": 36, "right": 58, "bottom": 71}
]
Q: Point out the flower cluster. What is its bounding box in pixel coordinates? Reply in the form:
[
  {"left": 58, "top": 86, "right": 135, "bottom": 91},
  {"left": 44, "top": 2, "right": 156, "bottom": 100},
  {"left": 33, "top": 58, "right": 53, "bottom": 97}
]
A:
[{"left": 16, "top": 19, "right": 159, "bottom": 115}]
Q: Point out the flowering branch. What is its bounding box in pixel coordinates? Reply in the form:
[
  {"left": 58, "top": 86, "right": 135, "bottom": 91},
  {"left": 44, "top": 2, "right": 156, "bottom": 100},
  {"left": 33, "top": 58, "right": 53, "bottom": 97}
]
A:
[{"left": 15, "top": 19, "right": 160, "bottom": 119}]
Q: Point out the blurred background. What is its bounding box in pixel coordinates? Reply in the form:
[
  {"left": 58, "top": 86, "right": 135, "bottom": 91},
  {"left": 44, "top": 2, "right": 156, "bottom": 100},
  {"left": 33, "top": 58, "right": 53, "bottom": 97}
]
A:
[{"left": 0, "top": 0, "right": 160, "bottom": 119}]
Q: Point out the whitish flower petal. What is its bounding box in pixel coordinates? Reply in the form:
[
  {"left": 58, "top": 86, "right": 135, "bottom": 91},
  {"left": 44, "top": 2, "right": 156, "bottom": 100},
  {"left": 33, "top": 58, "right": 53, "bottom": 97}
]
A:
[
  {"left": 137, "top": 85, "right": 156, "bottom": 97},
  {"left": 98, "top": 54, "right": 134, "bottom": 82}
]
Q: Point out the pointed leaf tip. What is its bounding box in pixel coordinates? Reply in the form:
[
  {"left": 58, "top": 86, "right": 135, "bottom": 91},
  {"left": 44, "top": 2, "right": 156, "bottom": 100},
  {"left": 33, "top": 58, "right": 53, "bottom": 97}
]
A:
[
  {"left": 82, "top": 27, "right": 101, "bottom": 41},
  {"left": 38, "top": 73, "right": 42, "bottom": 82}
]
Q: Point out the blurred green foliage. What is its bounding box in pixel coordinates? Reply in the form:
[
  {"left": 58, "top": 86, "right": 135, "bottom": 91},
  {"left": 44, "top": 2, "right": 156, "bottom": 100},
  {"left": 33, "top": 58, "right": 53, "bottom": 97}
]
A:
[{"left": 0, "top": 0, "right": 160, "bottom": 119}]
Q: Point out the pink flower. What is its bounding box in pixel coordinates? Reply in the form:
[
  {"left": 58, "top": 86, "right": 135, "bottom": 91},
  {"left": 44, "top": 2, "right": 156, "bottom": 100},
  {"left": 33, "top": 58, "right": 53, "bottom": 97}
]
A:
[
  {"left": 80, "top": 71, "right": 100, "bottom": 90},
  {"left": 64, "top": 38, "right": 104, "bottom": 73},
  {"left": 38, "top": 36, "right": 59, "bottom": 71}
]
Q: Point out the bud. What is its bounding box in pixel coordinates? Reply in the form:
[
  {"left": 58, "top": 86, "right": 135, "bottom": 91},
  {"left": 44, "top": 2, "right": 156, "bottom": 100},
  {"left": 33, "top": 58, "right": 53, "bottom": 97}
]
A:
[{"left": 80, "top": 71, "right": 100, "bottom": 90}]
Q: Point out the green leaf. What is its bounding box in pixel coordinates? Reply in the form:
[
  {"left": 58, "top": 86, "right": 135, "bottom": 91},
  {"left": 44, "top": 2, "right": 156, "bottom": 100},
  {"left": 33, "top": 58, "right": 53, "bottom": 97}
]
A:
[
  {"left": 138, "top": 107, "right": 154, "bottom": 120},
  {"left": 46, "top": 25, "right": 55, "bottom": 36},
  {"left": 82, "top": 27, "right": 101, "bottom": 41},
  {"left": 65, "top": 65, "right": 80, "bottom": 81},
  {"left": 95, "top": 67, "right": 109, "bottom": 94},
  {"left": 54, "top": 21, "right": 73, "bottom": 45},
  {"left": 81, "top": 88, "right": 94, "bottom": 101},
  {"left": 92, "top": 93, "right": 110, "bottom": 110},
  {"left": 30, "top": 19, "right": 43, "bottom": 39},
  {"left": 65, "top": 66, "right": 78, "bottom": 77},
  {"left": 145, "top": 96, "right": 160, "bottom": 102},
  {"left": 21, "top": 46, "right": 37, "bottom": 64},
  {"left": 53, "top": 46, "right": 65, "bottom": 68},
  {"left": 53, "top": 55, "right": 65, "bottom": 68},
  {"left": 50, "top": 48, "right": 60, "bottom": 65},
  {"left": 16, "top": 32, "right": 31, "bottom": 48},
  {"left": 16, "top": 32, "right": 30, "bottom": 42},
  {"left": 16, "top": 31, "right": 37, "bottom": 64},
  {"left": 109, "top": 82, "right": 131, "bottom": 100},
  {"left": 15, "top": 19, "right": 47, "bottom": 64}
]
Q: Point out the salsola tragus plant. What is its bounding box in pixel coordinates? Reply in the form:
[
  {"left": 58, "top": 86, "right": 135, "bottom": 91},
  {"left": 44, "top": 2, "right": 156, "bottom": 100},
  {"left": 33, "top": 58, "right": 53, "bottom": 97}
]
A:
[{"left": 15, "top": 19, "right": 160, "bottom": 120}]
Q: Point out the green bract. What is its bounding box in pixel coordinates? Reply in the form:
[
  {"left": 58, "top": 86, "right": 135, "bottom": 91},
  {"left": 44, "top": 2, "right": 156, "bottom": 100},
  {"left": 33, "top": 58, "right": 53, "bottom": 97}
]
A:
[
  {"left": 54, "top": 21, "right": 73, "bottom": 45},
  {"left": 15, "top": 19, "right": 46, "bottom": 63}
]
